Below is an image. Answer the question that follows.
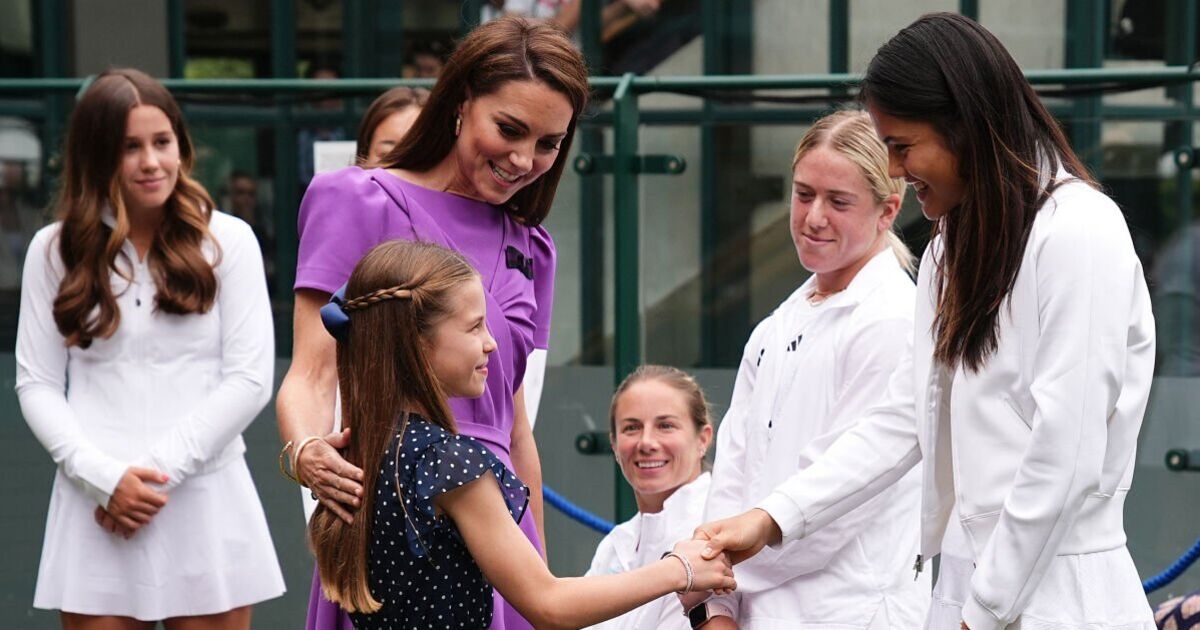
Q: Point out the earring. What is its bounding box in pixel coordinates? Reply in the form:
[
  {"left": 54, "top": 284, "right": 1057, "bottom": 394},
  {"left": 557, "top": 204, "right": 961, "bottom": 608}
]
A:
[{"left": 454, "top": 114, "right": 462, "bottom": 137}]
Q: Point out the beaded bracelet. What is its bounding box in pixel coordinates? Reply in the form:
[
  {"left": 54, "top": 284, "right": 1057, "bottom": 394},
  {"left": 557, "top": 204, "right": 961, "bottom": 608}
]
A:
[{"left": 661, "top": 551, "right": 694, "bottom": 594}]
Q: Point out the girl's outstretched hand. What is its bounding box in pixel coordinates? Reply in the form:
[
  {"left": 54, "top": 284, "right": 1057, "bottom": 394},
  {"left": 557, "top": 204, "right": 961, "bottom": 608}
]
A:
[{"left": 670, "top": 538, "right": 736, "bottom": 594}]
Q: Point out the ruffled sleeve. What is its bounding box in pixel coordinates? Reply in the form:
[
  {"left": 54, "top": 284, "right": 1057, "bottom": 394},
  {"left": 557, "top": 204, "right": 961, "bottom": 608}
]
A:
[
  {"left": 294, "top": 167, "right": 417, "bottom": 294},
  {"left": 394, "top": 424, "right": 529, "bottom": 559}
]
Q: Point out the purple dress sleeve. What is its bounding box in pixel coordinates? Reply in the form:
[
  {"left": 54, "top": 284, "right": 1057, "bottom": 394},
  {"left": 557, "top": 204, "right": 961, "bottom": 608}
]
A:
[
  {"left": 295, "top": 167, "right": 417, "bottom": 294},
  {"left": 529, "top": 226, "right": 556, "bottom": 351}
]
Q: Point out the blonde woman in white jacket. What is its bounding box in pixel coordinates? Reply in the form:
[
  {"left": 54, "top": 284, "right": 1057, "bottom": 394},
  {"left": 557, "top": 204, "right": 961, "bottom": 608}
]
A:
[
  {"left": 585, "top": 365, "right": 715, "bottom": 630},
  {"left": 697, "top": 110, "right": 929, "bottom": 630},
  {"left": 694, "top": 13, "right": 1155, "bottom": 630}
]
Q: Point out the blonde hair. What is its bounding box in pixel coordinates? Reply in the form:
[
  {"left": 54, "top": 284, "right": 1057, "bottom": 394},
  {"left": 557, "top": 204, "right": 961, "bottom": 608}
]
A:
[{"left": 792, "top": 109, "right": 915, "bottom": 273}]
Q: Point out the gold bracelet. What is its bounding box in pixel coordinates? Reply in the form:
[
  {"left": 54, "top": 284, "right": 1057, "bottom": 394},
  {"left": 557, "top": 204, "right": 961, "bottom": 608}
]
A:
[
  {"left": 278, "top": 440, "right": 299, "bottom": 483},
  {"left": 292, "top": 436, "right": 326, "bottom": 488}
]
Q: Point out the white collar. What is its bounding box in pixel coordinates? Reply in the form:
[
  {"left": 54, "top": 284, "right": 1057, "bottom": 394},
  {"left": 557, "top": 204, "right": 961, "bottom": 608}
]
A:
[{"left": 791, "top": 248, "right": 909, "bottom": 311}]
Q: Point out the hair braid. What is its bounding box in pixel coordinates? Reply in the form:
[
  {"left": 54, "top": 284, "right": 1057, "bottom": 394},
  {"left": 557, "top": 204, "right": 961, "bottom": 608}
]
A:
[{"left": 341, "top": 285, "right": 414, "bottom": 311}]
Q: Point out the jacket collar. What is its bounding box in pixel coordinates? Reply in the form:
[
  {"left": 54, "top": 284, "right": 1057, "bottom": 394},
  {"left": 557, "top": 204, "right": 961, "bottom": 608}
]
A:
[{"left": 794, "top": 247, "right": 910, "bottom": 311}]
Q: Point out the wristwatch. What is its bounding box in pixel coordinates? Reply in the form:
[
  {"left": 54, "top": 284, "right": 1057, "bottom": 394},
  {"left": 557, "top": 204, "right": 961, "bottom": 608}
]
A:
[{"left": 687, "top": 602, "right": 712, "bottom": 629}]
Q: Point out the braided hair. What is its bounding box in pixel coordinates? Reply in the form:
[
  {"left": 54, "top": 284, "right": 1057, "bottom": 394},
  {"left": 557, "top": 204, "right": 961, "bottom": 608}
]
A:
[{"left": 310, "top": 239, "right": 480, "bottom": 613}]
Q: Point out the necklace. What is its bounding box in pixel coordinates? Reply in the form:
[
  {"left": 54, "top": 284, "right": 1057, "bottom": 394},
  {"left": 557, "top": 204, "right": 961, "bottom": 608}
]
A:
[{"left": 807, "top": 286, "right": 842, "bottom": 305}]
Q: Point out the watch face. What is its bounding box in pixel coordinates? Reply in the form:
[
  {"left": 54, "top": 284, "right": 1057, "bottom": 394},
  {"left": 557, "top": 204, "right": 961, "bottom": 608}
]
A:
[{"left": 688, "top": 603, "right": 709, "bottom": 628}]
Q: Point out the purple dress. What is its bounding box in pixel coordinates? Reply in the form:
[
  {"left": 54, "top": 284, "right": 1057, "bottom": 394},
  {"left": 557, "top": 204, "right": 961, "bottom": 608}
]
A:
[{"left": 295, "top": 167, "right": 555, "bottom": 630}]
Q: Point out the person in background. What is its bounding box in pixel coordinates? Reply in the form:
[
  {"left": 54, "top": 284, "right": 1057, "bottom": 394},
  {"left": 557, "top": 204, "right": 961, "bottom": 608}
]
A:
[
  {"left": 17, "top": 67, "right": 283, "bottom": 629},
  {"left": 221, "top": 170, "right": 274, "bottom": 291},
  {"left": 409, "top": 40, "right": 449, "bottom": 79},
  {"left": 298, "top": 65, "right": 348, "bottom": 186},
  {"left": 584, "top": 365, "right": 714, "bottom": 630},
  {"left": 481, "top": 0, "right": 663, "bottom": 38},
  {"left": 276, "top": 17, "right": 590, "bottom": 630},
  {"left": 224, "top": 170, "right": 260, "bottom": 225},
  {"left": 0, "top": 160, "right": 42, "bottom": 289},
  {"left": 354, "top": 87, "right": 429, "bottom": 168}
]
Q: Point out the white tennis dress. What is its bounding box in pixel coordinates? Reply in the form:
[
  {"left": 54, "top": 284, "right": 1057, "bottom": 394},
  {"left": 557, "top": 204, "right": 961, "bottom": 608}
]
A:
[{"left": 16, "top": 211, "right": 285, "bottom": 620}]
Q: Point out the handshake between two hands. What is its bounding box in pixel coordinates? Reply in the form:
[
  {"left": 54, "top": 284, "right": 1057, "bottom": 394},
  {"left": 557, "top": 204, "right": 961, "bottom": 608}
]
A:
[
  {"left": 670, "top": 510, "right": 973, "bottom": 630},
  {"left": 665, "top": 508, "right": 785, "bottom": 609}
]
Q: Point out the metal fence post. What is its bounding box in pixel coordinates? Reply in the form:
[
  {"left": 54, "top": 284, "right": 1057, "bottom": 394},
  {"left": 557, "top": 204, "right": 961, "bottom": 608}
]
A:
[{"left": 612, "top": 72, "right": 641, "bottom": 522}]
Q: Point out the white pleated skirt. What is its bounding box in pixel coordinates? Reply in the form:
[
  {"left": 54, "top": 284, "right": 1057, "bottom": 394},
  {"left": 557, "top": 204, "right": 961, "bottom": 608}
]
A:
[
  {"left": 926, "top": 547, "right": 1155, "bottom": 630},
  {"left": 33, "top": 457, "right": 286, "bottom": 621}
]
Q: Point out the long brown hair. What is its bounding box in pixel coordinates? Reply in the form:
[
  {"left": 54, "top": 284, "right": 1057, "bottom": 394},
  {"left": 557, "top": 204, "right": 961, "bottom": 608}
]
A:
[
  {"left": 310, "top": 239, "right": 480, "bottom": 613},
  {"left": 381, "top": 16, "right": 589, "bottom": 226},
  {"left": 860, "top": 13, "right": 1092, "bottom": 371},
  {"left": 354, "top": 86, "right": 429, "bottom": 166},
  {"left": 793, "top": 109, "right": 915, "bottom": 273},
  {"left": 53, "top": 67, "right": 218, "bottom": 349}
]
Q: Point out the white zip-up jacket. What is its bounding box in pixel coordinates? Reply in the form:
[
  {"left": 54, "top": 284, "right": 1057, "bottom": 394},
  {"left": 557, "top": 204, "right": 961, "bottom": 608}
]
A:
[
  {"left": 757, "top": 174, "right": 1156, "bottom": 630},
  {"left": 584, "top": 473, "right": 712, "bottom": 630},
  {"left": 706, "top": 249, "right": 929, "bottom": 628}
]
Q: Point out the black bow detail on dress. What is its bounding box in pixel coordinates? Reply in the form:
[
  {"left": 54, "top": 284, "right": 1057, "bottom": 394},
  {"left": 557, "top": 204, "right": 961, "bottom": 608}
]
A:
[{"left": 505, "top": 246, "right": 534, "bottom": 280}]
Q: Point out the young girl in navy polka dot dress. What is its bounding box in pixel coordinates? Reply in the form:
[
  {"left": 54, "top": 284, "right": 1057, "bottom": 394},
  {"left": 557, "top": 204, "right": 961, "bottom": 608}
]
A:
[{"left": 307, "top": 240, "right": 737, "bottom": 629}]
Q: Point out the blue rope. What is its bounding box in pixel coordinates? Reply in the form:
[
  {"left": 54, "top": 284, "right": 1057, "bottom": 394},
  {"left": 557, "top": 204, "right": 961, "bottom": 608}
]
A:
[
  {"left": 543, "top": 484, "right": 614, "bottom": 534},
  {"left": 1144, "top": 535, "right": 1200, "bottom": 593}
]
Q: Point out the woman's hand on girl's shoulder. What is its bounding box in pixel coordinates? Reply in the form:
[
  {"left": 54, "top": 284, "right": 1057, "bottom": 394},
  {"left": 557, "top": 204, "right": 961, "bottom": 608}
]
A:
[
  {"left": 298, "top": 428, "right": 364, "bottom": 524},
  {"left": 670, "top": 539, "right": 736, "bottom": 595}
]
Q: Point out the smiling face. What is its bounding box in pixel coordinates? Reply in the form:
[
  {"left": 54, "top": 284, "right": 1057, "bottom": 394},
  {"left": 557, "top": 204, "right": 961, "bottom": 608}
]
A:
[
  {"left": 446, "top": 79, "right": 573, "bottom": 204},
  {"left": 791, "top": 144, "right": 900, "bottom": 292},
  {"left": 868, "top": 104, "right": 966, "bottom": 221},
  {"left": 611, "top": 379, "right": 713, "bottom": 514},
  {"left": 366, "top": 107, "right": 421, "bottom": 168},
  {"left": 425, "top": 278, "right": 497, "bottom": 399},
  {"left": 118, "top": 105, "right": 179, "bottom": 218}
]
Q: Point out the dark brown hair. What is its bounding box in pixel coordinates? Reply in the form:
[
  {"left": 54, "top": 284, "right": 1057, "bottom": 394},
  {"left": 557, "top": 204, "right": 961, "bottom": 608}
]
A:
[
  {"left": 310, "top": 239, "right": 480, "bottom": 613},
  {"left": 52, "top": 67, "right": 219, "bottom": 349},
  {"left": 354, "top": 86, "right": 429, "bottom": 166},
  {"left": 860, "top": 13, "right": 1092, "bottom": 371},
  {"left": 380, "top": 16, "right": 589, "bottom": 226},
  {"left": 609, "top": 365, "right": 713, "bottom": 437}
]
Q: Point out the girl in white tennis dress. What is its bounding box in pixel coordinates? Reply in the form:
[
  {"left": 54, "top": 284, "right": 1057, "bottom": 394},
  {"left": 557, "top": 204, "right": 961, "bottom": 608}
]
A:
[{"left": 16, "top": 67, "right": 284, "bottom": 627}]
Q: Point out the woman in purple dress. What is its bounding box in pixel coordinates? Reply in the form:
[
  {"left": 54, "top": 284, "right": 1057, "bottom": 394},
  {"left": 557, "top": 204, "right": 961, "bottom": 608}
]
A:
[{"left": 275, "top": 16, "right": 589, "bottom": 630}]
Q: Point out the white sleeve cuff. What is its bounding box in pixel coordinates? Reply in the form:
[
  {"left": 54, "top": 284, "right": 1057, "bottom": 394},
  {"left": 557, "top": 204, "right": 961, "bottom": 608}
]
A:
[
  {"left": 961, "top": 594, "right": 1005, "bottom": 630},
  {"left": 755, "top": 491, "right": 807, "bottom": 547},
  {"left": 78, "top": 457, "right": 127, "bottom": 509},
  {"left": 523, "top": 349, "right": 547, "bottom": 429}
]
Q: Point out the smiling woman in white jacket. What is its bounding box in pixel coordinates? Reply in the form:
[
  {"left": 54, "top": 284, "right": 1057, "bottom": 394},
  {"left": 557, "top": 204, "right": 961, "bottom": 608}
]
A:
[
  {"left": 699, "top": 110, "right": 929, "bottom": 630},
  {"left": 694, "top": 13, "right": 1156, "bottom": 630},
  {"left": 585, "top": 365, "right": 715, "bottom": 630}
]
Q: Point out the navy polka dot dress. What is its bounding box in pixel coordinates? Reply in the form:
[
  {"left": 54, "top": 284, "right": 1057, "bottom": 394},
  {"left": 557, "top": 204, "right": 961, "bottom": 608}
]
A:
[{"left": 350, "top": 415, "right": 529, "bottom": 629}]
